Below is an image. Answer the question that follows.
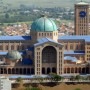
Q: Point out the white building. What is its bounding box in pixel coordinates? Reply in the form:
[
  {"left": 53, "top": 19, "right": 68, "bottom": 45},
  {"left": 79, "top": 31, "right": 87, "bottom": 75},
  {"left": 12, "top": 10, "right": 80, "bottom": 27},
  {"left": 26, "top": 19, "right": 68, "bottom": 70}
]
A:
[{"left": 0, "top": 77, "right": 11, "bottom": 90}]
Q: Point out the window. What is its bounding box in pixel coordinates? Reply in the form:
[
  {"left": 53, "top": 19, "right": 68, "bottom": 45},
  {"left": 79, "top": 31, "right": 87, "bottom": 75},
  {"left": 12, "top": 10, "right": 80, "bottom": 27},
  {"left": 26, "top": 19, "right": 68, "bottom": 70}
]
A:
[
  {"left": 39, "top": 33, "right": 40, "bottom": 36},
  {"left": 6, "top": 45, "right": 8, "bottom": 50},
  {"left": 11, "top": 45, "right": 14, "bottom": 50},
  {"left": 0, "top": 45, "right": 2, "bottom": 50},
  {"left": 70, "top": 44, "right": 73, "bottom": 49},
  {"left": 42, "top": 33, "right": 43, "bottom": 36},
  {"left": 50, "top": 33, "right": 52, "bottom": 36},
  {"left": 17, "top": 45, "right": 19, "bottom": 50}
]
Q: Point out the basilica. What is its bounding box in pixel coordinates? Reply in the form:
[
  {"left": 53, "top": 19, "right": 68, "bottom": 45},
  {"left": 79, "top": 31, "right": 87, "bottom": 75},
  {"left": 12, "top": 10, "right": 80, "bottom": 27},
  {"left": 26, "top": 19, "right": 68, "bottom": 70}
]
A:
[{"left": 0, "top": 1, "right": 90, "bottom": 75}]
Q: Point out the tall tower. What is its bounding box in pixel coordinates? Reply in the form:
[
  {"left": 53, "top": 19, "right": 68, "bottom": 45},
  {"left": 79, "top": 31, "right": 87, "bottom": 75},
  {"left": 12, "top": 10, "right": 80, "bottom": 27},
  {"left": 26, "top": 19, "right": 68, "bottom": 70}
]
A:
[{"left": 75, "top": 1, "right": 89, "bottom": 35}]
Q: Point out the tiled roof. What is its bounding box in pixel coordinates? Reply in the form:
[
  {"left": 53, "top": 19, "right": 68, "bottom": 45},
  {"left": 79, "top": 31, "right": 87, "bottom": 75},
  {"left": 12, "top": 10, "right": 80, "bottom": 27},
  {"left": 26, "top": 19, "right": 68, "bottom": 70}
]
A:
[
  {"left": 59, "top": 35, "right": 90, "bottom": 42},
  {"left": 0, "top": 36, "right": 31, "bottom": 40},
  {"left": 64, "top": 50, "right": 85, "bottom": 55}
]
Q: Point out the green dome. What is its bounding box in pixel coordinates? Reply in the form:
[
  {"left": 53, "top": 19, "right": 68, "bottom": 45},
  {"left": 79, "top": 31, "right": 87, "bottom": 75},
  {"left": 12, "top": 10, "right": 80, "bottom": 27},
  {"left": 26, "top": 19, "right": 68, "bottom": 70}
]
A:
[
  {"left": 6, "top": 50, "right": 22, "bottom": 61},
  {"left": 31, "top": 16, "right": 58, "bottom": 32}
]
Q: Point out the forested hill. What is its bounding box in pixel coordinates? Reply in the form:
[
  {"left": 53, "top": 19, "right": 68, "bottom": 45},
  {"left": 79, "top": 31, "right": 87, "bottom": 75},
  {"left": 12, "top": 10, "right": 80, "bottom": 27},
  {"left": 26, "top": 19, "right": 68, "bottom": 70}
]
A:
[{"left": 0, "top": 0, "right": 90, "bottom": 8}]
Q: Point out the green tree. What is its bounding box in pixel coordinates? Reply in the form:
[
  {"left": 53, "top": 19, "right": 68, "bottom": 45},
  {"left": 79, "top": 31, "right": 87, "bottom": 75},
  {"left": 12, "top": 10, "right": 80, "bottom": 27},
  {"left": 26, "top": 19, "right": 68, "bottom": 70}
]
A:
[
  {"left": 16, "top": 77, "right": 22, "bottom": 83},
  {"left": 70, "top": 76, "right": 75, "bottom": 81},
  {"left": 50, "top": 73, "right": 62, "bottom": 83},
  {"left": 5, "top": 13, "right": 9, "bottom": 18},
  {"left": 75, "top": 75, "right": 81, "bottom": 82}
]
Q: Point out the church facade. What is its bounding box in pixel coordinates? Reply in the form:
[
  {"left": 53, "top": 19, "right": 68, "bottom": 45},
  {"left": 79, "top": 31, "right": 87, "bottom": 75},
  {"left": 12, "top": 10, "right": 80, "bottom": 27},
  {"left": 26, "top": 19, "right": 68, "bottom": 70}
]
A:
[{"left": 0, "top": 1, "right": 90, "bottom": 75}]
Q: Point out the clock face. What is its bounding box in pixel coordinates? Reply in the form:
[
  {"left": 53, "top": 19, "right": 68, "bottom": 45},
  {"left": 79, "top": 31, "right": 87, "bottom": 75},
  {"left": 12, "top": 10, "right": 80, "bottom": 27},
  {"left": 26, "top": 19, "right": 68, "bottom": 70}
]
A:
[{"left": 79, "top": 11, "right": 86, "bottom": 18}]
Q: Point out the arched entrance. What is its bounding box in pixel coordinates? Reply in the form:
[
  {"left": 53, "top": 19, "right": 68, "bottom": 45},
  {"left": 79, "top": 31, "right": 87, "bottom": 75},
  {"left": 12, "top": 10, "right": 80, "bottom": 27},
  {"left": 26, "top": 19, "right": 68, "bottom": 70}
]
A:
[
  {"left": 82, "top": 68, "right": 86, "bottom": 74},
  {"left": 20, "top": 68, "right": 22, "bottom": 74},
  {"left": 42, "top": 68, "right": 45, "bottom": 74},
  {"left": 27, "top": 68, "right": 30, "bottom": 75},
  {"left": 8, "top": 68, "right": 11, "bottom": 74},
  {"left": 31, "top": 68, "right": 34, "bottom": 74},
  {"left": 42, "top": 46, "right": 57, "bottom": 63},
  {"left": 4, "top": 68, "right": 7, "bottom": 74},
  {"left": 86, "top": 67, "right": 89, "bottom": 74},
  {"left": 47, "top": 68, "right": 51, "bottom": 74},
  {"left": 52, "top": 67, "right": 56, "bottom": 73},
  {"left": 16, "top": 68, "right": 19, "bottom": 74},
  {"left": 42, "top": 46, "right": 57, "bottom": 74},
  {"left": 67, "top": 68, "right": 70, "bottom": 73},
  {"left": 12, "top": 68, "right": 15, "bottom": 74}
]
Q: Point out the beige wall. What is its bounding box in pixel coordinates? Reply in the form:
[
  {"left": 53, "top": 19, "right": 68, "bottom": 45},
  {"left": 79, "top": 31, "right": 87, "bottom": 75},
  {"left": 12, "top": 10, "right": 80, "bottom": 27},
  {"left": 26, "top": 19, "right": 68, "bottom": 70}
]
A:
[
  {"left": 34, "top": 42, "right": 64, "bottom": 75},
  {"left": 0, "top": 40, "right": 31, "bottom": 51},
  {"left": 30, "top": 30, "right": 58, "bottom": 44},
  {"left": 58, "top": 40, "right": 85, "bottom": 51}
]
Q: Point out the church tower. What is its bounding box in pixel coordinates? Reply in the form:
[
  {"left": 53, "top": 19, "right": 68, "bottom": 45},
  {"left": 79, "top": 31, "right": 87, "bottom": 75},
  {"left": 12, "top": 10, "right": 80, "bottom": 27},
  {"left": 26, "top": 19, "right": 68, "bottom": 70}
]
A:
[{"left": 74, "top": 0, "right": 89, "bottom": 35}]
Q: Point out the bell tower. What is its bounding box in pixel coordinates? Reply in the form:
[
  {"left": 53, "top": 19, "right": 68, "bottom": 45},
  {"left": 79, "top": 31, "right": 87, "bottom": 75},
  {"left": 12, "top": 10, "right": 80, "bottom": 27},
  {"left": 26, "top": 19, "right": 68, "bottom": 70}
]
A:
[{"left": 74, "top": 0, "right": 89, "bottom": 35}]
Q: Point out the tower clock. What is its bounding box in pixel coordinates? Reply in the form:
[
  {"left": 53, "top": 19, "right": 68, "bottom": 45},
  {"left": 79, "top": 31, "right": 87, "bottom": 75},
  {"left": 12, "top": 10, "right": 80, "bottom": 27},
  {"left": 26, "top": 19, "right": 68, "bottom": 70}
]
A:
[{"left": 74, "top": 1, "right": 89, "bottom": 35}]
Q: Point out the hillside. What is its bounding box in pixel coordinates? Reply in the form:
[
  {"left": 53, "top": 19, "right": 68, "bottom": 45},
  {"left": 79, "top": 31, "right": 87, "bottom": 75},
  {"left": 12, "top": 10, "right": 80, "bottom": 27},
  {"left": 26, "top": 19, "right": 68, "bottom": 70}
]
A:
[{"left": 0, "top": 0, "right": 90, "bottom": 8}]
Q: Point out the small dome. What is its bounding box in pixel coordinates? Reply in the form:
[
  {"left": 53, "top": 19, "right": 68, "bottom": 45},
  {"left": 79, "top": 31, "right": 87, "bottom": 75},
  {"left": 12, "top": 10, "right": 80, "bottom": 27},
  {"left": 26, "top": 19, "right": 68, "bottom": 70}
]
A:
[
  {"left": 6, "top": 50, "right": 22, "bottom": 61},
  {"left": 31, "top": 16, "right": 58, "bottom": 32}
]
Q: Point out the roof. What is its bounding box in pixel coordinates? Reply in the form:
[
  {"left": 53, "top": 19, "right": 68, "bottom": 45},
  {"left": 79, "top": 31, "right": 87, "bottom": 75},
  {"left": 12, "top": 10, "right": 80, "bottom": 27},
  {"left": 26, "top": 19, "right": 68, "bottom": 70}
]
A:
[
  {"left": 27, "top": 47, "right": 34, "bottom": 51},
  {"left": 6, "top": 50, "right": 22, "bottom": 61},
  {"left": 59, "top": 35, "right": 90, "bottom": 42},
  {"left": 9, "top": 75, "right": 51, "bottom": 79},
  {"left": 64, "top": 56, "right": 77, "bottom": 62},
  {"left": 22, "top": 58, "right": 33, "bottom": 65},
  {"left": 34, "top": 37, "right": 63, "bottom": 46},
  {"left": 64, "top": 50, "right": 85, "bottom": 55},
  {"left": 76, "top": 1, "right": 88, "bottom": 5},
  {"left": 0, "top": 51, "right": 25, "bottom": 55},
  {"left": 0, "top": 52, "right": 7, "bottom": 55},
  {"left": 31, "top": 16, "right": 58, "bottom": 32},
  {"left": 0, "top": 36, "right": 31, "bottom": 41}
]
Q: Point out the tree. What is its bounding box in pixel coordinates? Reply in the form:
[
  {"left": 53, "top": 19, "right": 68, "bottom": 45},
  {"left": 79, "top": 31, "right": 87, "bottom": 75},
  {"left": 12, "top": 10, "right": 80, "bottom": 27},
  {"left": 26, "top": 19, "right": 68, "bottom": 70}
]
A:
[
  {"left": 5, "top": 13, "right": 9, "bottom": 18},
  {"left": 70, "top": 76, "right": 75, "bottom": 81},
  {"left": 75, "top": 75, "right": 81, "bottom": 82},
  {"left": 16, "top": 77, "right": 23, "bottom": 83},
  {"left": 50, "top": 73, "right": 62, "bottom": 83}
]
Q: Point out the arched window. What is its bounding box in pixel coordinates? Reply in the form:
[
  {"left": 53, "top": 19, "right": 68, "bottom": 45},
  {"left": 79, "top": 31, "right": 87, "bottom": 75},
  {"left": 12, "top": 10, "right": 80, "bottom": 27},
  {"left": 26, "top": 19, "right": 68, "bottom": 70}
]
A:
[{"left": 42, "top": 46, "right": 57, "bottom": 63}]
